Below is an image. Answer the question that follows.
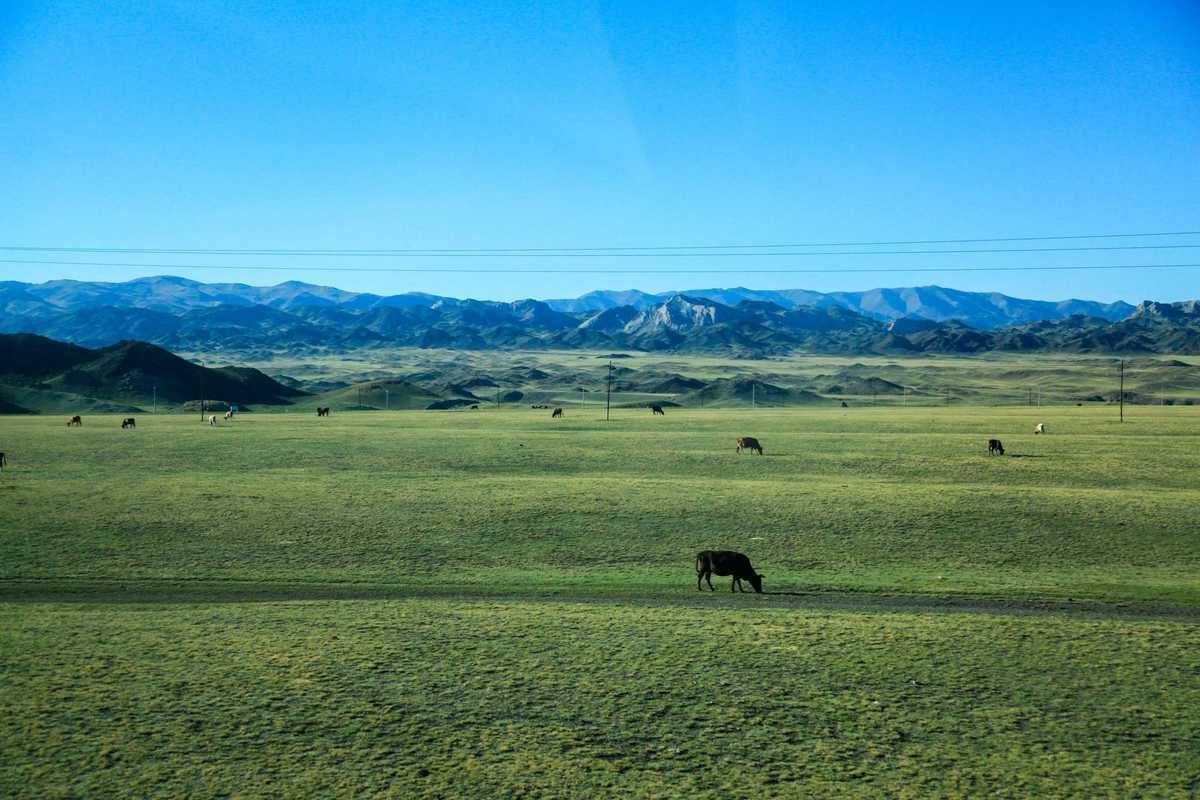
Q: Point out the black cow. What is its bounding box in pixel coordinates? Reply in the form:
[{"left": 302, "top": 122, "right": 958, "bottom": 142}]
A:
[
  {"left": 735, "top": 436, "right": 763, "bottom": 455},
  {"left": 317, "top": 407, "right": 330, "bottom": 417},
  {"left": 121, "top": 418, "right": 136, "bottom": 429},
  {"left": 987, "top": 439, "right": 1004, "bottom": 456},
  {"left": 0, "top": 452, "right": 6, "bottom": 471},
  {"left": 650, "top": 404, "right": 665, "bottom": 415},
  {"left": 551, "top": 407, "right": 563, "bottom": 418},
  {"left": 696, "top": 550, "right": 764, "bottom": 593}
]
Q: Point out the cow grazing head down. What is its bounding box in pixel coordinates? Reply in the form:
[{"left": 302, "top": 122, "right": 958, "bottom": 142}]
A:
[{"left": 696, "top": 550, "right": 764, "bottom": 594}]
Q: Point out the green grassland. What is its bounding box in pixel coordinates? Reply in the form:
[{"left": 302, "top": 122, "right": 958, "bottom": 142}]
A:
[{"left": 2, "top": 405, "right": 1199, "bottom": 797}]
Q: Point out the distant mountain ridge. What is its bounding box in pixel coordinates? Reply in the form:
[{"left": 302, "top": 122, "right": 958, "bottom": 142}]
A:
[
  {"left": 544, "top": 286, "right": 1135, "bottom": 328},
  {"left": 0, "top": 276, "right": 1194, "bottom": 356},
  {"left": 2, "top": 276, "right": 1134, "bottom": 327}
]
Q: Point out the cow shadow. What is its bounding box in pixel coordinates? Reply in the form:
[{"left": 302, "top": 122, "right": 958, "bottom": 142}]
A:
[{"left": 1006, "top": 454, "right": 1044, "bottom": 459}]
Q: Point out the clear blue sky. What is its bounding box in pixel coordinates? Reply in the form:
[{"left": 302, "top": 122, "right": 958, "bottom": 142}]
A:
[{"left": 1, "top": 1, "right": 1197, "bottom": 303}]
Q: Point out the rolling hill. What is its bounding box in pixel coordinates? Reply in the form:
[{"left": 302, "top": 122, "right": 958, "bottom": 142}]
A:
[{"left": 0, "top": 334, "right": 307, "bottom": 413}]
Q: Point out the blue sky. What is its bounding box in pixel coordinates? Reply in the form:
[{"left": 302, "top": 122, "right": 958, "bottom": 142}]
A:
[{"left": 1, "top": 1, "right": 1197, "bottom": 302}]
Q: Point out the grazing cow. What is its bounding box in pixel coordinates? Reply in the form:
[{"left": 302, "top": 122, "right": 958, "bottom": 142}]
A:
[
  {"left": 696, "top": 550, "right": 764, "bottom": 593},
  {"left": 841, "top": 401, "right": 849, "bottom": 408},
  {"left": 317, "top": 407, "right": 330, "bottom": 417},
  {"left": 0, "top": 452, "right": 6, "bottom": 471},
  {"left": 735, "top": 436, "right": 763, "bottom": 455},
  {"left": 650, "top": 404, "right": 665, "bottom": 415},
  {"left": 988, "top": 438, "right": 1004, "bottom": 456},
  {"left": 67, "top": 415, "right": 82, "bottom": 427},
  {"left": 121, "top": 418, "right": 136, "bottom": 429},
  {"left": 551, "top": 407, "right": 563, "bottom": 418},
  {"left": 470, "top": 405, "right": 479, "bottom": 410},
  {"left": 1034, "top": 423, "right": 1045, "bottom": 435},
  {"left": 208, "top": 415, "right": 217, "bottom": 426},
  {"left": 224, "top": 409, "right": 234, "bottom": 421}
]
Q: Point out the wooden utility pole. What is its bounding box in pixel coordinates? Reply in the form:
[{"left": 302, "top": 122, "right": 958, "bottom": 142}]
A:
[
  {"left": 606, "top": 361, "right": 613, "bottom": 421},
  {"left": 1119, "top": 359, "right": 1125, "bottom": 422}
]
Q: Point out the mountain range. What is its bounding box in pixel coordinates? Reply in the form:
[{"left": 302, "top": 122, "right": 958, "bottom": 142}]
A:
[{"left": 0, "top": 276, "right": 1196, "bottom": 356}]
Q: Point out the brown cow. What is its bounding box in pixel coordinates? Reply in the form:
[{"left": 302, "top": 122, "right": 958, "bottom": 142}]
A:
[
  {"left": 551, "top": 407, "right": 563, "bottom": 418},
  {"left": 696, "top": 550, "right": 764, "bottom": 593},
  {"left": 67, "top": 415, "right": 82, "bottom": 427},
  {"left": 735, "top": 436, "right": 762, "bottom": 455}
]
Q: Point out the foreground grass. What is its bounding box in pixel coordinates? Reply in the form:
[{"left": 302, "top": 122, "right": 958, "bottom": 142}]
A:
[{"left": 3, "top": 597, "right": 1197, "bottom": 798}]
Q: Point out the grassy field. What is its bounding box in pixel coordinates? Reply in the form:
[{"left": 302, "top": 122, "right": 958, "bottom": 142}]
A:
[{"left": 2, "top": 406, "right": 1199, "bottom": 797}]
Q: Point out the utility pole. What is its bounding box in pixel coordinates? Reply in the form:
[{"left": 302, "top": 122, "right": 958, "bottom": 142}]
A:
[
  {"left": 752, "top": 382, "right": 756, "bottom": 410},
  {"left": 946, "top": 387, "right": 951, "bottom": 407},
  {"left": 606, "top": 361, "right": 613, "bottom": 421},
  {"left": 153, "top": 385, "right": 157, "bottom": 415},
  {"left": 385, "top": 388, "right": 390, "bottom": 410},
  {"left": 1119, "top": 359, "right": 1125, "bottom": 422}
]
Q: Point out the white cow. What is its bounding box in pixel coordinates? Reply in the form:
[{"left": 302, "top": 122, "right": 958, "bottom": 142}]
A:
[
  {"left": 224, "top": 409, "right": 234, "bottom": 421},
  {"left": 208, "top": 415, "right": 217, "bottom": 426},
  {"left": 1034, "top": 422, "right": 1045, "bottom": 434}
]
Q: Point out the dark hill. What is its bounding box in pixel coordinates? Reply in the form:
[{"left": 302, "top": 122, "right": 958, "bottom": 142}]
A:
[
  {"left": 0, "top": 335, "right": 307, "bottom": 411},
  {"left": 0, "top": 333, "right": 94, "bottom": 376}
]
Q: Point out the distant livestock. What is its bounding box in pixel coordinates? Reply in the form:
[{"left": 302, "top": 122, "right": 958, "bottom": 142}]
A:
[
  {"left": 987, "top": 439, "right": 1004, "bottom": 456},
  {"left": 208, "top": 415, "right": 217, "bottom": 426},
  {"left": 317, "top": 407, "right": 330, "bottom": 417},
  {"left": 650, "top": 404, "right": 665, "bottom": 415},
  {"left": 121, "top": 418, "right": 136, "bottom": 429},
  {"left": 1034, "top": 423, "right": 1045, "bottom": 434},
  {"left": 551, "top": 407, "right": 563, "bottom": 418},
  {"left": 224, "top": 410, "right": 234, "bottom": 421},
  {"left": 0, "top": 452, "right": 6, "bottom": 470},
  {"left": 696, "top": 550, "right": 764, "bottom": 593},
  {"left": 735, "top": 436, "right": 763, "bottom": 455},
  {"left": 67, "top": 415, "right": 82, "bottom": 427}
]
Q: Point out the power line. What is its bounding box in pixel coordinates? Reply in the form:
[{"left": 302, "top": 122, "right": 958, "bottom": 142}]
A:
[
  {"left": 1, "top": 243, "right": 1198, "bottom": 258},
  {"left": 3, "top": 258, "right": 1200, "bottom": 275},
  {"left": 1, "top": 229, "right": 1196, "bottom": 254}
]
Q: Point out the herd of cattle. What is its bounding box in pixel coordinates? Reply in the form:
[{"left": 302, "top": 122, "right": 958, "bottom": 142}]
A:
[
  {"left": 41, "top": 406, "right": 1054, "bottom": 595},
  {"left": 58, "top": 408, "right": 1050, "bottom": 460}
]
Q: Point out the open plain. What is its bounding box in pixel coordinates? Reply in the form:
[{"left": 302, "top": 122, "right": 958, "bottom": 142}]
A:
[{"left": 2, "top": 405, "right": 1199, "bottom": 797}]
